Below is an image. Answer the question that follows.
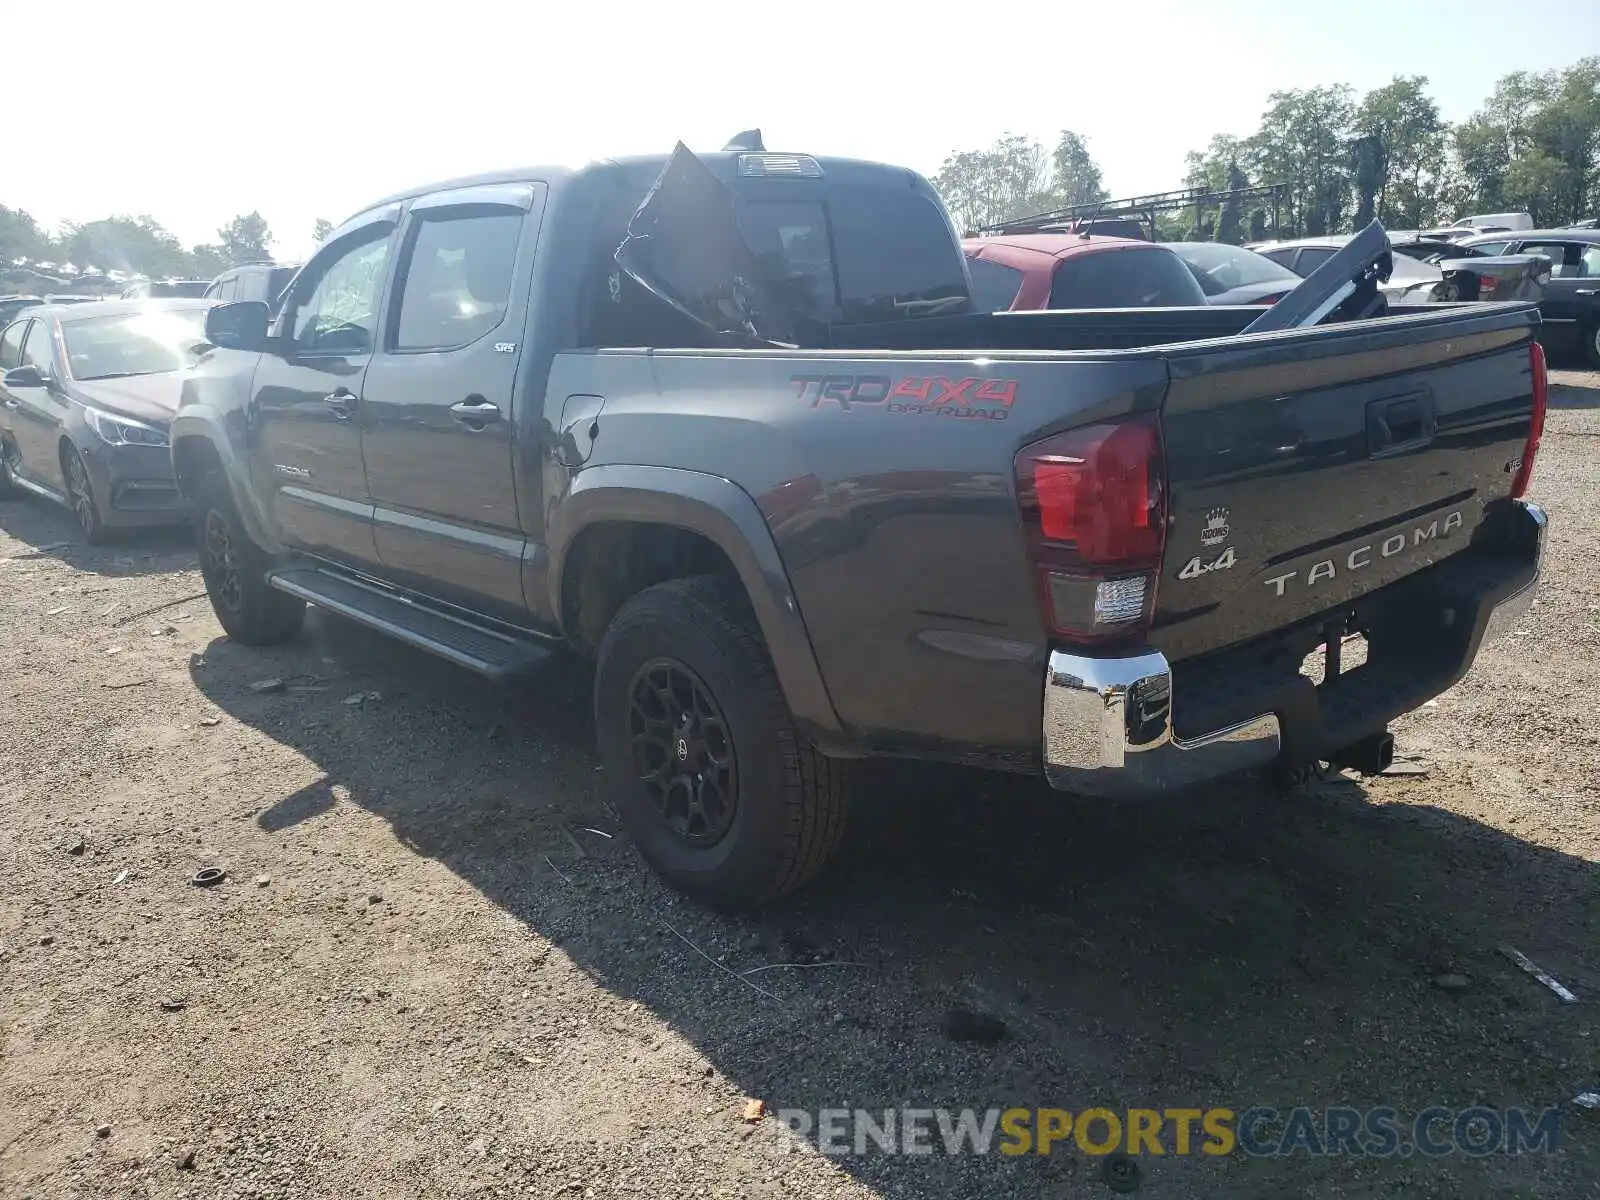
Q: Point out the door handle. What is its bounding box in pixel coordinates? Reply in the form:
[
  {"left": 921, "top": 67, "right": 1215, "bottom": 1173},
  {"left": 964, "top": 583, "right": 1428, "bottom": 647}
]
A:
[
  {"left": 3, "top": 398, "right": 18, "bottom": 409},
  {"left": 324, "top": 389, "right": 358, "bottom": 420},
  {"left": 1577, "top": 288, "right": 1597, "bottom": 296},
  {"left": 449, "top": 398, "right": 501, "bottom": 428}
]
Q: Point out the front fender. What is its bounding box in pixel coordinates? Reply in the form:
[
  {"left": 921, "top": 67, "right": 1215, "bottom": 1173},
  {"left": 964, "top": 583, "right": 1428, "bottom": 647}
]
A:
[
  {"left": 547, "top": 463, "right": 843, "bottom": 739},
  {"left": 170, "top": 389, "right": 282, "bottom": 556}
]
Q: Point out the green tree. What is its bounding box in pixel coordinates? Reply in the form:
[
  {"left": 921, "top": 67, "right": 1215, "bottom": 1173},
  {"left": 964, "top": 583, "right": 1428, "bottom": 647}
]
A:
[
  {"left": 1246, "top": 85, "right": 1355, "bottom": 236},
  {"left": 217, "top": 211, "right": 274, "bottom": 265},
  {"left": 1215, "top": 162, "right": 1249, "bottom": 243},
  {"left": 1049, "top": 131, "right": 1108, "bottom": 208},
  {"left": 1351, "top": 76, "right": 1444, "bottom": 228},
  {"left": 188, "top": 244, "right": 229, "bottom": 279},
  {"left": 58, "top": 216, "right": 188, "bottom": 278},
  {"left": 0, "top": 205, "right": 50, "bottom": 264},
  {"left": 312, "top": 218, "right": 335, "bottom": 243},
  {"left": 931, "top": 134, "right": 1054, "bottom": 231},
  {"left": 1453, "top": 59, "right": 1600, "bottom": 223},
  {"left": 1501, "top": 149, "right": 1578, "bottom": 226}
]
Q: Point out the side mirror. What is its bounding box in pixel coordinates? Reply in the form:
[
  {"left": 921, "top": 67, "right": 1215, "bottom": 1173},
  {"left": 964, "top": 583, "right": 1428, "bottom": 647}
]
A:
[
  {"left": 204, "top": 300, "right": 271, "bottom": 352},
  {"left": 3, "top": 364, "right": 44, "bottom": 388}
]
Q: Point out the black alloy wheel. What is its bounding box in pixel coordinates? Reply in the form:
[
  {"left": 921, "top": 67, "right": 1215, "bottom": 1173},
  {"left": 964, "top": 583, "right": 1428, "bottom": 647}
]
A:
[
  {"left": 62, "top": 445, "right": 107, "bottom": 542},
  {"left": 627, "top": 657, "right": 738, "bottom": 847},
  {"left": 202, "top": 508, "right": 244, "bottom": 616}
]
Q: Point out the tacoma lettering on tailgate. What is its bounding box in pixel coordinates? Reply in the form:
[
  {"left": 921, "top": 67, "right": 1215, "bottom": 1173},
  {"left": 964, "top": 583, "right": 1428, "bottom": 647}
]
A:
[{"left": 791, "top": 374, "right": 1016, "bottom": 420}]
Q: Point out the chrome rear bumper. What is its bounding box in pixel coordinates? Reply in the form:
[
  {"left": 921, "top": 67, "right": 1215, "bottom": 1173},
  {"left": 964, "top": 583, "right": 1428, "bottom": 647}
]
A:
[
  {"left": 1042, "top": 499, "right": 1546, "bottom": 797},
  {"left": 1042, "top": 649, "right": 1281, "bottom": 797}
]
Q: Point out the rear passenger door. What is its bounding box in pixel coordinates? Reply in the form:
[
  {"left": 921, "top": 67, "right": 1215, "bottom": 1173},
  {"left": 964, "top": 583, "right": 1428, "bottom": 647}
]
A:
[
  {"left": 359, "top": 184, "right": 543, "bottom": 620},
  {"left": 1517, "top": 240, "right": 1588, "bottom": 354}
]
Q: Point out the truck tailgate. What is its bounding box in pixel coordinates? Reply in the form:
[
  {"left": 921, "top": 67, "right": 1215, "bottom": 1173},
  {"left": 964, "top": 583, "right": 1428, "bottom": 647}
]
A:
[{"left": 1150, "top": 302, "right": 1541, "bottom": 665}]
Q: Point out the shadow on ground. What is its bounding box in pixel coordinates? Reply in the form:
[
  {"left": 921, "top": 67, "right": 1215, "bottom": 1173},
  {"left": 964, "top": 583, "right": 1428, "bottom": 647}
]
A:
[
  {"left": 192, "top": 612, "right": 1598, "bottom": 1199},
  {"left": 0, "top": 494, "right": 195, "bottom": 576}
]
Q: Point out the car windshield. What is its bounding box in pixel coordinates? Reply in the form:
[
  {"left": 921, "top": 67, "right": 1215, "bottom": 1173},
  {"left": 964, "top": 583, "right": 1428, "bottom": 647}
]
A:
[
  {"left": 62, "top": 309, "right": 208, "bottom": 380},
  {"left": 1170, "top": 243, "right": 1301, "bottom": 295}
]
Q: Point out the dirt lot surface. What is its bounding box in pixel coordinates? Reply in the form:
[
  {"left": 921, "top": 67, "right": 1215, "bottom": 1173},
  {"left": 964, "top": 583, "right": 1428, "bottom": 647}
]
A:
[{"left": 1, "top": 372, "right": 1597, "bottom": 1200}]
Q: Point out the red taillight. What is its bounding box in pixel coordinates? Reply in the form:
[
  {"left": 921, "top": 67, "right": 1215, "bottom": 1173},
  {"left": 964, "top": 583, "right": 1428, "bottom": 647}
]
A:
[
  {"left": 1015, "top": 413, "right": 1167, "bottom": 644},
  {"left": 1512, "top": 341, "right": 1547, "bottom": 499},
  {"left": 1478, "top": 275, "right": 1499, "bottom": 298},
  {"left": 1249, "top": 292, "right": 1288, "bottom": 305}
]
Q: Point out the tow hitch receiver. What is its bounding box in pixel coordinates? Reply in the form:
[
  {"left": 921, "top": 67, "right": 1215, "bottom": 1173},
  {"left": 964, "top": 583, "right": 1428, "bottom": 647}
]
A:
[{"left": 1330, "top": 730, "right": 1396, "bottom": 776}]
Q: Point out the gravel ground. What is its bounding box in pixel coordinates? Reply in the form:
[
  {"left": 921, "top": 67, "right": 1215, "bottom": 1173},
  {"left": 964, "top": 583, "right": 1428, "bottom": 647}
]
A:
[{"left": 1, "top": 372, "right": 1597, "bottom": 1200}]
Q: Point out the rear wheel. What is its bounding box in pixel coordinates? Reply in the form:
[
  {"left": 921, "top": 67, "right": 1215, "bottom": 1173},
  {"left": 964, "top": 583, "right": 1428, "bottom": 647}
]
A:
[
  {"left": 194, "top": 467, "right": 304, "bottom": 645},
  {"left": 62, "top": 443, "right": 108, "bottom": 543},
  {"left": 594, "top": 575, "right": 850, "bottom": 910}
]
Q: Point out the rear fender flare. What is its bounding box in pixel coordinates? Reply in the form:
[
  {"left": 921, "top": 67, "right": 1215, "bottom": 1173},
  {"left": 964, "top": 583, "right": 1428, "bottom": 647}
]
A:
[{"left": 547, "top": 464, "right": 842, "bottom": 738}]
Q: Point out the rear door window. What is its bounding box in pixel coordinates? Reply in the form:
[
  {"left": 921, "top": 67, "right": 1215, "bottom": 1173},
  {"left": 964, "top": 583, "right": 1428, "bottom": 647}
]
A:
[
  {"left": 1521, "top": 242, "right": 1580, "bottom": 276},
  {"left": 1049, "top": 248, "right": 1207, "bottom": 308},
  {"left": 966, "top": 257, "right": 1025, "bottom": 311},
  {"left": 1292, "top": 247, "right": 1338, "bottom": 274},
  {"left": 391, "top": 207, "right": 523, "bottom": 352}
]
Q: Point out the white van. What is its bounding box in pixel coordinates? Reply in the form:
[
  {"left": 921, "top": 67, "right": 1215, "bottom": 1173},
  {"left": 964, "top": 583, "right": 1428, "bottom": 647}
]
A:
[{"left": 1450, "top": 212, "right": 1534, "bottom": 231}]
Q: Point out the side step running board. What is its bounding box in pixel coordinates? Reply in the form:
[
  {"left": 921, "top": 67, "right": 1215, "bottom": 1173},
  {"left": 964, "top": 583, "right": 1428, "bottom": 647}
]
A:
[{"left": 267, "top": 567, "right": 551, "bottom": 681}]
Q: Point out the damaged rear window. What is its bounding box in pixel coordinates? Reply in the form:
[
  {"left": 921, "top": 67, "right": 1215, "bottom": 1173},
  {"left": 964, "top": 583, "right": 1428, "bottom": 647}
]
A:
[
  {"left": 610, "top": 146, "right": 971, "bottom": 346},
  {"left": 734, "top": 188, "right": 969, "bottom": 326}
]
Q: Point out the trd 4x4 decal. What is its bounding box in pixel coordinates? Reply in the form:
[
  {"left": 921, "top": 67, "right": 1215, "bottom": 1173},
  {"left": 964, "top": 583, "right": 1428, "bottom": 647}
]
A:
[{"left": 791, "top": 374, "right": 1017, "bottom": 421}]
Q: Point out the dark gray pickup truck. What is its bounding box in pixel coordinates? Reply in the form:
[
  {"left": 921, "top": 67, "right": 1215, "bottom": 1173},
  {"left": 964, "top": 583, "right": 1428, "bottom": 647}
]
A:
[{"left": 172, "top": 141, "right": 1548, "bottom": 909}]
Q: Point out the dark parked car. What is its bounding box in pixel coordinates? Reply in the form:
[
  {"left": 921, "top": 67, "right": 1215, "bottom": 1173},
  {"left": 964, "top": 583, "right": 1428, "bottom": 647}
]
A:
[
  {"left": 0, "top": 299, "right": 211, "bottom": 540},
  {"left": 169, "top": 144, "right": 1545, "bottom": 909},
  {"left": 1460, "top": 229, "right": 1600, "bottom": 366},
  {"left": 1166, "top": 242, "right": 1304, "bottom": 305},
  {"left": 203, "top": 262, "right": 299, "bottom": 309},
  {"left": 962, "top": 235, "right": 1206, "bottom": 311}
]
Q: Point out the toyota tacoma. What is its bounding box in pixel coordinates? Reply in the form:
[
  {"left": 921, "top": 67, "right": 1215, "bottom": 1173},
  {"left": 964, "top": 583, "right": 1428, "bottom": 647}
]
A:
[{"left": 170, "top": 137, "right": 1548, "bottom": 908}]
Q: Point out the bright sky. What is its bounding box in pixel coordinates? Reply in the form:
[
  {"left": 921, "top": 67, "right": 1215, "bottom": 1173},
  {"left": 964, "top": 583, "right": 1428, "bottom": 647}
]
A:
[{"left": 11, "top": 0, "right": 1598, "bottom": 263}]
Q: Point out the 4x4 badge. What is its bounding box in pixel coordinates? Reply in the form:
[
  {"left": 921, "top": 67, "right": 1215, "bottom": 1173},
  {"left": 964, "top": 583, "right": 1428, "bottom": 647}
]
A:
[{"left": 1177, "top": 546, "right": 1236, "bottom": 581}]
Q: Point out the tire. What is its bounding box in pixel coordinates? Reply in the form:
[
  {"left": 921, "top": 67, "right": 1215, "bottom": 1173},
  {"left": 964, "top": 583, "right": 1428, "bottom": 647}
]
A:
[
  {"left": 61, "top": 442, "right": 109, "bottom": 543},
  {"left": 0, "top": 437, "right": 19, "bottom": 500},
  {"left": 594, "top": 574, "right": 850, "bottom": 910},
  {"left": 1584, "top": 323, "right": 1600, "bottom": 370},
  {"left": 194, "top": 467, "right": 305, "bottom": 645}
]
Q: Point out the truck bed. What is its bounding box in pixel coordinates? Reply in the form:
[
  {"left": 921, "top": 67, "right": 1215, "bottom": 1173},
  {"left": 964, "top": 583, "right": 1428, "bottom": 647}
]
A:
[{"left": 564, "top": 300, "right": 1542, "bottom": 768}]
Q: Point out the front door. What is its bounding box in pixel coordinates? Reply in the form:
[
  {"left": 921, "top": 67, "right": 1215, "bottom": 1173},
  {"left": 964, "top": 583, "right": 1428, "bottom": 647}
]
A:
[
  {"left": 358, "top": 184, "right": 542, "bottom": 619},
  {"left": 250, "top": 216, "right": 397, "bottom": 569},
  {"left": 7, "top": 318, "right": 68, "bottom": 492}
]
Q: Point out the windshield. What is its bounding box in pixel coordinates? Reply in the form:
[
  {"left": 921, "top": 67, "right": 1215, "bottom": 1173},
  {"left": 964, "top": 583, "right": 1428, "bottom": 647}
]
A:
[
  {"left": 1170, "top": 243, "right": 1301, "bottom": 295},
  {"left": 62, "top": 309, "right": 208, "bottom": 380}
]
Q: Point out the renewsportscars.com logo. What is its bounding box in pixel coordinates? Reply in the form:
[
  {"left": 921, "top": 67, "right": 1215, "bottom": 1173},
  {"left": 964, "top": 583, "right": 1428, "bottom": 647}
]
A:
[{"left": 772, "top": 1105, "right": 1564, "bottom": 1159}]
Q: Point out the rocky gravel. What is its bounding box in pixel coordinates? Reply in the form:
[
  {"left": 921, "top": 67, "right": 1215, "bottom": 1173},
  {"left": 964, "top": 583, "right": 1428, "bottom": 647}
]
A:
[{"left": 0, "top": 372, "right": 1596, "bottom": 1199}]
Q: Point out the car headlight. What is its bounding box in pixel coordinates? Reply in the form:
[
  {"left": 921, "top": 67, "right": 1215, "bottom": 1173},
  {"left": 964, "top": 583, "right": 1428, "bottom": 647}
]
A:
[{"left": 83, "top": 406, "right": 169, "bottom": 448}]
